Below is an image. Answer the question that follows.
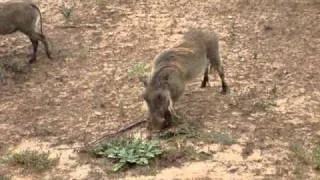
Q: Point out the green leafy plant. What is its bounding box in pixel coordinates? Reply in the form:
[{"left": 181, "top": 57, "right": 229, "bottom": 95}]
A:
[
  {"left": 2, "top": 150, "right": 58, "bottom": 172},
  {"left": 93, "top": 139, "right": 163, "bottom": 171}
]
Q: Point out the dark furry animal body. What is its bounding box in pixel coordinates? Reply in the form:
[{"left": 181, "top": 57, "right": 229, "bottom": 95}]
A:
[
  {"left": 141, "top": 29, "right": 229, "bottom": 130},
  {"left": 0, "top": 1, "right": 51, "bottom": 63}
]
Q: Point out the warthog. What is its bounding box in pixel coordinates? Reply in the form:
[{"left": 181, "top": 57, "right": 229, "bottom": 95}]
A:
[
  {"left": 0, "top": 1, "right": 51, "bottom": 63},
  {"left": 141, "top": 29, "right": 229, "bottom": 130}
]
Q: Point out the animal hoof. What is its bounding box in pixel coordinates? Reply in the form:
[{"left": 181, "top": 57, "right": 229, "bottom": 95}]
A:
[
  {"left": 221, "top": 86, "right": 229, "bottom": 95},
  {"left": 29, "top": 58, "right": 36, "bottom": 64}
]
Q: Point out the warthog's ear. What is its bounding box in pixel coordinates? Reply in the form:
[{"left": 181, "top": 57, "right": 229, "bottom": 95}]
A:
[{"left": 139, "top": 75, "right": 149, "bottom": 87}]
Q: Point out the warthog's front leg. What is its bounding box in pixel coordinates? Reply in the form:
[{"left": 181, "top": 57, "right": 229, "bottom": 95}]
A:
[{"left": 168, "top": 103, "right": 181, "bottom": 119}]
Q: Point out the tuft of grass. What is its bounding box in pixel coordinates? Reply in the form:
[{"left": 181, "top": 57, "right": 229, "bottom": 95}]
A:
[
  {"left": 183, "top": 146, "right": 211, "bottom": 161},
  {"left": 160, "top": 124, "right": 237, "bottom": 146},
  {"left": 229, "top": 18, "right": 236, "bottom": 45},
  {"left": 0, "top": 66, "right": 3, "bottom": 80},
  {"left": 91, "top": 138, "right": 163, "bottom": 172},
  {"left": 290, "top": 143, "right": 313, "bottom": 165},
  {"left": 253, "top": 99, "right": 276, "bottom": 111},
  {"left": 2, "top": 150, "right": 58, "bottom": 172},
  {"left": 96, "top": 0, "right": 104, "bottom": 4},
  {"left": 290, "top": 143, "right": 320, "bottom": 171},
  {"left": 212, "top": 131, "right": 237, "bottom": 145},
  {"left": 0, "top": 175, "right": 10, "bottom": 180},
  {"left": 128, "top": 62, "right": 147, "bottom": 77},
  {"left": 61, "top": 5, "right": 73, "bottom": 19},
  {"left": 2, "top": 58, "right": 26, "bottom": 74},
  {"left": 313, "top": 145, "right": 320, "bottom": 170}
]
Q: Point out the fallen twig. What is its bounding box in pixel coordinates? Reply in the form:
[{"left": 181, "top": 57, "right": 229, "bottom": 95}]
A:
[
  {"left": 55, "top": 23, "right": 100, "bottom": 29},
  {"left": 56, "top": 114, "right": 148, "bottom": 151},
  {"left": 87, "top": 119, "right": 147, "bottom": 147}
]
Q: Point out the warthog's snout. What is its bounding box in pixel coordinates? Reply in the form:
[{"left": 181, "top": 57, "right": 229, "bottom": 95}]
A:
[
  {"left": 141, "top": 83, "right": 173, "bottom": 130},
  {"left": 148, "top": 109, "right": 172, "bottom": 130}
]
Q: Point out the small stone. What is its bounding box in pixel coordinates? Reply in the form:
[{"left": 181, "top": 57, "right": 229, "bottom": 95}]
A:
[
  {"left": 94, "top": 111, "right": 102, "bottom": 116},
  {"left": 228, "top": 166, "right": 239, "bottom": 173}
]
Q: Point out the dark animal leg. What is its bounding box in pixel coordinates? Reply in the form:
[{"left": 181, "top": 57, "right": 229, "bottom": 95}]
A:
[
  {"left": 216, "top": 66, "right": 229, "bottom": 94},
  {"left": 29, "top": 39, "right": 38, "bottom": 64},
  {"left": 39, "top": 34, "right": 52, "bottom": 60},
  {"left": 28, "top": 32, "right": 52, "bottom": 62},
  {"left": 201, "top": 66, "right": 209, "bottom": 88}
]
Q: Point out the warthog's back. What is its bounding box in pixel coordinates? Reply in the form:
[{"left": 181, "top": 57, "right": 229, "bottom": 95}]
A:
[
  {"left": 0, "top": 2, "right": 39, "bottom": 34},
  {"left": 152, "top": 30, "right": 218, "bottom": 81}
]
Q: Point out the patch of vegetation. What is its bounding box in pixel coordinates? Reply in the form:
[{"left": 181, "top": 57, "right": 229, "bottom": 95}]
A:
[
  {"left": 290, "top": 143, "right": 320, "bottom": 171},
  {"left": 290, "top": 143, "right": 313, "bottom": 165},
  {"left": 2, "top": 58, "right": 26, "bottom": 74},
  {"left": 0, "top": 175, "right": 10, "bottom": 180},
  {"left": 128, "top": 62, "right": 148, "bottom": 77},
  {"left": 182, "top": 146, "right": 211, "bottom": 161},
  {"left": 0, "top": 66, "right": 4, "bottom": 80},
  {"left": 229, "top": 18, "right": 236, "bottom": 45},
  {"left": 210, "top": 131, "right": 237, "bottom": 145},
  {"left": 162, "top": 137, "right": 212, "bottom": 166},
  {"left": 92, "top": 139, "right": 163, "bottom": 172},
  {"left": 1, "top": 150, "right": 58, "bottom": 172},
  {"left": 253, "top": 99, "right": 276, "bottom": 111},
  {"left": 96, "top": 0, "right": 104, "bottom": 4},
  {"left": 313, "top": 145, "right": 320, "bottom": 170},
  {"left": 60, "top": 4, "right": 73, "bottom": 19},
  {"left": 159, "top": 124, "right": 237, "bottom": 145}
]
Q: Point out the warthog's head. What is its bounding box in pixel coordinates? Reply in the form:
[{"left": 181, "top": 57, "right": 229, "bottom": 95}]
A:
[{"left": 141, "top": 76, "right": 173, "bottom": 130}]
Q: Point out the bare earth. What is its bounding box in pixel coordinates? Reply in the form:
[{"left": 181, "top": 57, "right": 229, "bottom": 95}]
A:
[{"left": 0, "top": 0, "right": 319, "bottom": 179}]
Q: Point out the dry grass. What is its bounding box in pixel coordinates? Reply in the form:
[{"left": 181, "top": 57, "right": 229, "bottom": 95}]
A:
[{"left": 1, "top": 150, "right": 58, "bottom": 172}]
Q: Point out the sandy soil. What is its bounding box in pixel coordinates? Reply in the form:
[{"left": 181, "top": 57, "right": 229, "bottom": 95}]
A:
[{"left": 0, "top": 0, "right": 319, "bottom": 179}]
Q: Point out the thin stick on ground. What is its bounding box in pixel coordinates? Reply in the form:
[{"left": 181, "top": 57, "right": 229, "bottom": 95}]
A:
[
  {"left": 87, "top": 119, "right": 147, "bottom": 147},
  {"left": 56, "top": 118, "right": 147, "bottom": 151}
]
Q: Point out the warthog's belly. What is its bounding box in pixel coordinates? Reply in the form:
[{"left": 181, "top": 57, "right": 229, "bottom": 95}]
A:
[{"left": 0, "top": 13, "right": 17, "bottom": 35}]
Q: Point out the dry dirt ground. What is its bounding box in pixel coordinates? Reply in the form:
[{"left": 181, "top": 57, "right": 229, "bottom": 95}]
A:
[{"left": 0, "top": 0, "right": 320, "bottom": 179}]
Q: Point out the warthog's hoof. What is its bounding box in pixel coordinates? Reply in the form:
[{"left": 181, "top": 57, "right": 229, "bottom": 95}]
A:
[
  {"left": 29, "top": 58, "right": 36, "bottom": 64},
  {"left": 221, "top": 85, "right": 230, "bottom": 95},
  {"left": 47, "top": 53, "right": 52, "bottom": 60}
]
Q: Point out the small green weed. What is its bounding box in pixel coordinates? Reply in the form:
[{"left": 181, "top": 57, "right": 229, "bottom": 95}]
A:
[
  {"left": 290, "top": 143, "right": 320, "bottom": 171},
  {"left": 290, "top": 143, "right": 312, "bottom": 165},
  {"left": 229, "top": 18, "right": 236, "bottom": 45},
  {"left": 0, "top": 66, "right": 3, "bottom": 80},
  {"left": 2, "top": 150, "right": 58, "bottom": 172},
  {"left": 211, "top": 132, "right": 237, "bottom": 145},
  {"left": 253, "top": 99, "right": 276, "bottom": 111},
  {"left": 183, "top": 146, "right": 211, "bottom": 161},
  {"left": 128, "top": 62, "right": 147, "bottom": 77},
  {"left": 313, "top": 145, "right": 320, "bottom": 170},
  {"left": 0, "top": 175, "right": 10, "bottom": 180},
  {"left": 92, "top": 139, "right": 163, "bottom": 172},
  {"left": 160, "top": 125, "right": 237, "bottom": 145},
  {"left": 96, "top": 0, "right": 104, "bottom": 4},
  {"left": 61, "top": 5, "right": 73, "bottom": 19}
]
